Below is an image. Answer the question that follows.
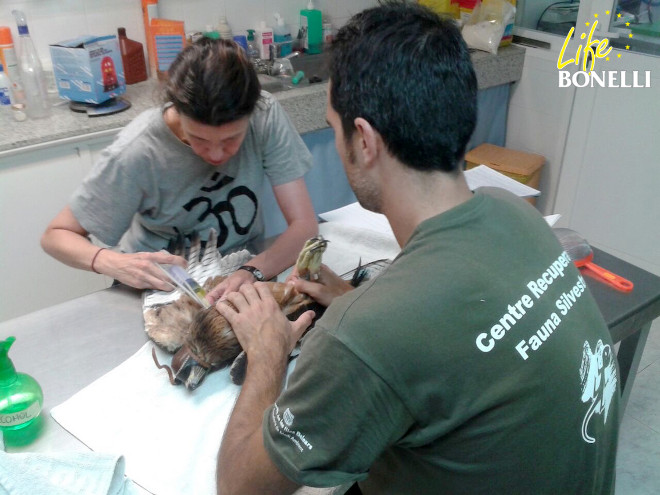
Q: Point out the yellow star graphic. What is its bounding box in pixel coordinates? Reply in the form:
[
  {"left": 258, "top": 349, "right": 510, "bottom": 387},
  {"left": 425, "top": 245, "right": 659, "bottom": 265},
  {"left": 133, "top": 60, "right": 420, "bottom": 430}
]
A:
[
  {"left": 606, "top": 10, "right": 610, "bottom": 15},
  {"left": 586, "top": 22, "right": 590, "bottom": 27},
  {"left": 594, "top": 13, "right": 599, "bottom": 18},
  {"left": 606, "top": 57, "right": 610, "bottom": 61},
  {"left": 629, "top": 33, "right": 633, "bottom": 38},
  {"left": 618, "top": 53, "right": 622, "bottom": 57},
  {"left": 626, "top": 22, "right": 630, "bottom": 26},
  {"left": 617, "top": 13, "right": 622, "bottom": 18}
]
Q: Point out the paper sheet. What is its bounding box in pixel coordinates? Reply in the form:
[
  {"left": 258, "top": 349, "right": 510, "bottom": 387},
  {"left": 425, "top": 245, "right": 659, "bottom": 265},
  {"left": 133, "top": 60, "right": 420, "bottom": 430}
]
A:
[
  {"left": 464, "top": 165, "right": 541, "bottom": 197},
  {"left": 319, "top": 205, "right": 394, "bottom": 238}
]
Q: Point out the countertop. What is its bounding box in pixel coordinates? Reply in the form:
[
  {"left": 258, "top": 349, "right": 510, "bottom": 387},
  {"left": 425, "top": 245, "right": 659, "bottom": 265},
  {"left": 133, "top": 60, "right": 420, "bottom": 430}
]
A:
[{"left": 0, "top": 45, "right": 525, "bottom": 158}]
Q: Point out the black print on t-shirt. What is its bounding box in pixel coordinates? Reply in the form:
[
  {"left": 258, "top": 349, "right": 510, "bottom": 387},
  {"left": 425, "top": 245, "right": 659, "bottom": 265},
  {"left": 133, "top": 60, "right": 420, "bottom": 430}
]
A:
[{"left": 182, "top": 173, "right": 258, "bottom": 248}]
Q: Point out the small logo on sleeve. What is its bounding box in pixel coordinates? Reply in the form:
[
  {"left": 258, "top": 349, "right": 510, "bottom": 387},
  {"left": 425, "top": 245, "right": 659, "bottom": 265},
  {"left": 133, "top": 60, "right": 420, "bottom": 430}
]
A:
[{"left": 579, "top": 339, "right": 617, "bottom": 443}]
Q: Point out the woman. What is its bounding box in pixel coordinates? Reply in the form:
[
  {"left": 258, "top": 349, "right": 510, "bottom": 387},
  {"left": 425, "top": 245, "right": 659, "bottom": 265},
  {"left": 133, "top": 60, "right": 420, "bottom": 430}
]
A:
[{"left": 41, "top": 38, "right": 317, "bottom": 299}]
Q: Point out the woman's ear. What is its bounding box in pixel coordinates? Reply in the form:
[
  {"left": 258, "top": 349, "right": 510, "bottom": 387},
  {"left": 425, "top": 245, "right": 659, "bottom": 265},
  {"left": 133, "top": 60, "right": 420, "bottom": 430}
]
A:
[{"left": 353, "top": 117, "right": 381, "bottom": 167}]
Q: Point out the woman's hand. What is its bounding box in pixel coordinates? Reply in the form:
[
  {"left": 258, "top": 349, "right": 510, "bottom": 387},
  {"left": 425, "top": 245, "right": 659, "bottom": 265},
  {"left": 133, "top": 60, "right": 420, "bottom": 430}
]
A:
[
  {"left": 287, "top": 264, "right": 354, "bottom": 307},
  {"left": 206, "top": 268, "right": 260, "bottom": 304},
  {"left": 94, "top": 249, "right": 187, "bottom": 291}
]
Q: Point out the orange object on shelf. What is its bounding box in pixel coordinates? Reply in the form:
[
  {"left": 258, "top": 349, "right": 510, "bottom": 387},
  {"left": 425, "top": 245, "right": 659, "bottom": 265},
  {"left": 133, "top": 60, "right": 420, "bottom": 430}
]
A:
[{"left": 141, "top": 0, "right": 158, "bottom": 77}]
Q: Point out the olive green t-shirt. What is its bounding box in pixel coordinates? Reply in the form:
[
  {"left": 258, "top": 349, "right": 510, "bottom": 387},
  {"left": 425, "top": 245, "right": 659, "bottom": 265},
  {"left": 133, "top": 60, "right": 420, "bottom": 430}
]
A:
[{"left": 263, "top": 188, "right": 619, "bottom": 494}]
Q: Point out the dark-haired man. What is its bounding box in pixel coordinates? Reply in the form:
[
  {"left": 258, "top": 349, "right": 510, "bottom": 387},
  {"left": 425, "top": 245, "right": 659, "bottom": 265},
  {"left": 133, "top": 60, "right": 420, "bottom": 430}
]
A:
[{"left": 216, "top": 3, "right": 620, "bottom": 494}]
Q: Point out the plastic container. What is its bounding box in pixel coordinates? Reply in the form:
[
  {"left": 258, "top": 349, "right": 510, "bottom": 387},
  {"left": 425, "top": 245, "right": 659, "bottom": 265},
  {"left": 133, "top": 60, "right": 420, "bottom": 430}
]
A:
[
  {"left": 203, "top": 25, "right": 220, "bottom": 40},
  {"left": 0, "top": 63, "right": 12, "bottom": 111},
  {"left": 11, "top": 10, "right": 50, "bottom": 119},
  {"left": 300, "top": 0, "right": 322, "bottom": 54},
  {"left": 217, "top": 16, "right": 233, "bottom": 40},
  {"left": 255, "top": 21, "right": 274, "bottom": 60},
  {"left": 273, "top": 13, "right": 292, "bottom": 57},
  {"left": 0, "top": 337, "right": 44, "bottom": 446},
  {"left": 118, "top": 27, "right": 147, "bottom": 85},
  {"left": 322, "top": 21, "right": 334, "bottom": 48},
  {"left": 246, "top": 29, "right": 259, "bottom": 60},
  {"left": 0, "top": 26, "right": 25, "bottom": 104},
  {"left": 233, "top": 35, "right": 248, "bottom": 53}
]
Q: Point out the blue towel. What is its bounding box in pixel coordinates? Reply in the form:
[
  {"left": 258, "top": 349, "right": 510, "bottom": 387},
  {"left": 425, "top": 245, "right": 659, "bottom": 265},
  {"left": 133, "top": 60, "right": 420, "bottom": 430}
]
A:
[{"left": 0, "top": 446, "right": 138, "bottom": 495}]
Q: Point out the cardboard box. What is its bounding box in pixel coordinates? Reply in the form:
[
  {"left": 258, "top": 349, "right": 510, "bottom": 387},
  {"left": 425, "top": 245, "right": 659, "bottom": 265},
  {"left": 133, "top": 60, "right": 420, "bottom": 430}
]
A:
[
  {"left": 465, "top": 143, "right": 545, "bottom": 203},
  {"left": 50, "top": 35, "right": 125, "bottom": 104}
]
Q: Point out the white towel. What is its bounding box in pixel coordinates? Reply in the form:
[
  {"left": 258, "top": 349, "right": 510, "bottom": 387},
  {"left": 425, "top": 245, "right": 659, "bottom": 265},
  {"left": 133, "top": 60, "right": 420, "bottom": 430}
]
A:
[
  {"left": 0, "top": 449, "right": 137, "bottom": 495},
  {"left": 51, "top": 344, "right": 296, "bottom": 495}
]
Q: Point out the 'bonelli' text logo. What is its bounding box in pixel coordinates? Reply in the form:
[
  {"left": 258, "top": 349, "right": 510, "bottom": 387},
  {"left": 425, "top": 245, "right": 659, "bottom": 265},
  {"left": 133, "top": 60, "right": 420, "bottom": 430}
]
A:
[{"left": 557, "top": 11, "right": 651, "bottom": 88}]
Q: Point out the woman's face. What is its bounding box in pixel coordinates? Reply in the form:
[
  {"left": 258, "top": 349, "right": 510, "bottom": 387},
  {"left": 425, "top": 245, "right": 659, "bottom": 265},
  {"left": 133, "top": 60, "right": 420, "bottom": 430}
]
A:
[{"left": 177, "top": 113, "right": 250, "bottom": 167}]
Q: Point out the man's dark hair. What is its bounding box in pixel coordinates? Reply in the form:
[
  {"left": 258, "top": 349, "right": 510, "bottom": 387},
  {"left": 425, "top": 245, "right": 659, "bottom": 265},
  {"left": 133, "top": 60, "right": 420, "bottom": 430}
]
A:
[
  {"left": 165, "top": 38, "right": 261, "bottom": 126},
  {"left": 328, "top": 2, "right": 477, "bottom": 172}
]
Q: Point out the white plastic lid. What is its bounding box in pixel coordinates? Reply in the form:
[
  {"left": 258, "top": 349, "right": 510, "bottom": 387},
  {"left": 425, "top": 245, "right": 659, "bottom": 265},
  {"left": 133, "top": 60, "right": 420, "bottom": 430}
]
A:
[
  {"left": 307, "top": 0, "right": 314, "bottom": 10},
  {"left": 274, "top": 12, "right": 284, "bottom": 26}
]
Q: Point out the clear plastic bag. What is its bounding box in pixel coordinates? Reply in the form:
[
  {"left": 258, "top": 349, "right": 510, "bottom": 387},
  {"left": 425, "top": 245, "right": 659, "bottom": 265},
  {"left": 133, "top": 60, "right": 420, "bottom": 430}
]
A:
[{"left": 461, "top": 0, "right": 515, "bottom": 55}]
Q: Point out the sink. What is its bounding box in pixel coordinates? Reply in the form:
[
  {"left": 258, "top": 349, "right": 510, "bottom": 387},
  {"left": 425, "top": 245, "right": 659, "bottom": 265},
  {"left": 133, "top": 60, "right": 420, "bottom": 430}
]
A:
[
  {"left": 288, "top": 52, "right": 329, "bottom": 81},
  {"left": 257, "top": 74, "right": 286, "bottom": 93},
  {"left": 257, "top": 52, "right": 329, "bottom": 93}
]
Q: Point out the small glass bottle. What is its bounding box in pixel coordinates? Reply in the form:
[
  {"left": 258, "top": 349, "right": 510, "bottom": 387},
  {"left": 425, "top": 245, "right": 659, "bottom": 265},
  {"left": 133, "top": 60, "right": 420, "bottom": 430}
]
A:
[{"left": 0, "top": 336, "right": 44, "bottom": 446}]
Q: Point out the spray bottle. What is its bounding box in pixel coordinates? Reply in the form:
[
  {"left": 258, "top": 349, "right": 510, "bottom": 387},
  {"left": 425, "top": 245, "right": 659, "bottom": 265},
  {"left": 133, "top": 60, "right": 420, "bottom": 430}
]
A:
[
  {"left": 11, "top": 10, "right": 50, "bottom": 119},
  {"left": 0, "top": 337, "right": 44, "bottom": 446}
]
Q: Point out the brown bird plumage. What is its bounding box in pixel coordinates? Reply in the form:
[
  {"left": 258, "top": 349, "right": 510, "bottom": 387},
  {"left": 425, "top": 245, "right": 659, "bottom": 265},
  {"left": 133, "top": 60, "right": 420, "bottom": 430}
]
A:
[{"left": 147, "top": 276, "right": 316, "bottom": 389}]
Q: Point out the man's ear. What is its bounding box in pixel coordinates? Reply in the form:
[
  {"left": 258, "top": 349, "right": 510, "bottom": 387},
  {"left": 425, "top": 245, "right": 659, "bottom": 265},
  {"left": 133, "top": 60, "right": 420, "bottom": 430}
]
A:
[{"left": 353, "top": 117, "right": 381, "bottom": 167}]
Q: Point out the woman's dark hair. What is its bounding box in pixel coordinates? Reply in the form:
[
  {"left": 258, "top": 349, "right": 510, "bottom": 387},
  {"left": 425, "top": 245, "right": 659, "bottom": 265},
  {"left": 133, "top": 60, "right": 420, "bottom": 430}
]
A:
[
  {"left": 328, "top": 1, "right": 478, "bottom": 173},
  {"left": 165, "top": 38, "right": 261, "bottom": 125}
]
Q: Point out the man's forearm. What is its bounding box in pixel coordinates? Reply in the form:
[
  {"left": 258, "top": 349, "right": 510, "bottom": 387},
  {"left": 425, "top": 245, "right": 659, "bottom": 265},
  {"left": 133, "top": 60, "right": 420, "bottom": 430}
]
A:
[{"left": 217, "top": 358, "right": 297, "bottom": 495}]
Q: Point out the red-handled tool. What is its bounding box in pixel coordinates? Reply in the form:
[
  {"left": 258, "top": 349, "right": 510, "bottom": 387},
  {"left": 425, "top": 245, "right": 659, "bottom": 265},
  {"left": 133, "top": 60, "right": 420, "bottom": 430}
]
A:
[{"left": 553, "top": 228, "right": 634, "bottom": 293}]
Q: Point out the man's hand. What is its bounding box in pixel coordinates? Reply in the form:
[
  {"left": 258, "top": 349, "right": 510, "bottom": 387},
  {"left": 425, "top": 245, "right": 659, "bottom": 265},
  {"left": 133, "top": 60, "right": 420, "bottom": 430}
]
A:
[
  {"left": 217, "top": 283, "right": 314, "bottom": 365},
  {"left": 287, "top": 264, "right": 353, "bottom": 307},
  {"left": 95, "top": 249, "right": 187, "bottom": 291}
]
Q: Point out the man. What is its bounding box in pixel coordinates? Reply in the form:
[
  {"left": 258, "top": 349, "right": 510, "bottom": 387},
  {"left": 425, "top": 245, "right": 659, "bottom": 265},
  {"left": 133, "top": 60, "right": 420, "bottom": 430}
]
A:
[
  {"left": 215, "top": 3, "right": 620, "bottom": 494},
  {"left": 41, "top": 38, "right": 317, "bottom": 298}
]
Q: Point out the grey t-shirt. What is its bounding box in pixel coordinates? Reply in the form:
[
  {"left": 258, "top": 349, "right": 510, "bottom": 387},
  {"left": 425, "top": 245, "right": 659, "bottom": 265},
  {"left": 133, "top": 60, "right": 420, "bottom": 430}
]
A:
[{"left": 70, "top": 91, "right": 312, "bottom": 253}]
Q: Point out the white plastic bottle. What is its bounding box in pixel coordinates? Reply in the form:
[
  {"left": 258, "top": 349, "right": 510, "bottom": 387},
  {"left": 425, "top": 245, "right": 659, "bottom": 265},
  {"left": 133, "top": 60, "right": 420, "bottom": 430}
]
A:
[
  {"left": 217, "top": 16, "right": 233, "bottom": 40},
  {"left": 11, "top": 10, "right": 50, "bottom": 119},
  {"left": 255, "top": 21, "right": 274, "bottom": 60}
]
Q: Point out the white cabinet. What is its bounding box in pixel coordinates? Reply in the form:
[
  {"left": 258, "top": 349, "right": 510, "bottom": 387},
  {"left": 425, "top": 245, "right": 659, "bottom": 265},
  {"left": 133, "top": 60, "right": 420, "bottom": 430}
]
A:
[
  {"left": 508, "top": 36, "right": 660, "bottom": 277},
  {"left": 0, "top": 137, "right": 114, "bottom": 322},
  {"left": 554, "top": 50, "right": 660, "bottom": 276}
]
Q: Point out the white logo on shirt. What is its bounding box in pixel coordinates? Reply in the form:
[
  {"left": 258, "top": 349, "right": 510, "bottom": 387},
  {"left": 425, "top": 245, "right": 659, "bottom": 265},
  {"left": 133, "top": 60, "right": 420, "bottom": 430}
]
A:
[
  {"left": 283, "top": 408, "right": 294, "bottom": 427},
  {"left": 579, "top": 339, "right": 617, "bottom": 443}
]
